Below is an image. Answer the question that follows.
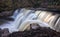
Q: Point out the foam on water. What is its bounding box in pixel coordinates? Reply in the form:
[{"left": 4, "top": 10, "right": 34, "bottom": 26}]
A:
[{"left": 0, "top": 8, "right": 51, "bottom": 33}]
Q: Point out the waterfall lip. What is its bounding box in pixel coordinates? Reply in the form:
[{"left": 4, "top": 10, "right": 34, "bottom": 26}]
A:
[
  {"left": 10, "top": 8, "right": 24, "bottom": 20},
  {"left": 1, "top": 8, "right": 59, "bottom": 32},
  {"left": 17, "top": 10, "right": 36, "bottom": 28},
  {"left": 18, "top": 20, "right": 50, "bottom": 31},
  {"left": 13, "top": 9, "right": 35, "bottom": 28}
]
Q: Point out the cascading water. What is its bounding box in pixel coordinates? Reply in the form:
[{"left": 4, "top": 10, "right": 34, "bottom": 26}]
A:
[
  {"left": 0, "top": 8, "right": 22, "bottom": 33},
  {"left": 13, "top": 8, "right": 37, "bottom": 29},
  {"left": 10, "top": 9, "right": 20, "bottom": 19},
  {"left": 0, "top": 8, "right": 50, "bottom": 32},
  {"left": 0, "top": 8, "right": 59, "bottom": 33},
  {"left": 0, "top": 8, "right": 37, "bottom": 32},
  {"left": 18, "top": 10, "right": 50, "bottom": 31}
]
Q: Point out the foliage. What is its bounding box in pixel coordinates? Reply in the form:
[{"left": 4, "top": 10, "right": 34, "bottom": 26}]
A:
[{"left": 0, "top": 0, "right": 60, "bottom": 12}]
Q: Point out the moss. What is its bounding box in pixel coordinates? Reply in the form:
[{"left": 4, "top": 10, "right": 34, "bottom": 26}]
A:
[{"left": 0, "top": 0, "right": 60, "bottom": 12}]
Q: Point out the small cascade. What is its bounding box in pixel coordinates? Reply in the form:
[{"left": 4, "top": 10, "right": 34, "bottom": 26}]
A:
[
  {"left": 10, "top": 9, "right": 20, "bottom": 19},
  {"left": 13, "top": 8, "right": 36, "bottom": 29},
  {"left": 12, "top": 9, "right": 52, "bottom": 31},
  {"left": 0, "top": 8, "right": 59, "bottom": 33},
  {"left": 18, "top": 10, "right": 51, "bottom": 31},
  {"left": 0, "top": 9, "right": 22, "bottom": 33}
]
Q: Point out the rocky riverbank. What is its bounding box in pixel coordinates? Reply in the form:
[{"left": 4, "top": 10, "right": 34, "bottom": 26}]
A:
[{"left": 0, "top": 27, "right": 60, "bottom": 37}]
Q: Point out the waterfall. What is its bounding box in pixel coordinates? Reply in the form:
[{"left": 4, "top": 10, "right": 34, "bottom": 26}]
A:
[
  {"left": 7, "top": 8, "right": 38, "bottom": 32},
  {"left": 18, "top": 20, "right": 50, "bottom": 31},
  {"left": 10, "top": 9, "right": 21, "bottom": 19},
  {"left": 18, "top": 10, "right": 50, "bottom": 31},
  {"left": 0, "top": 8, "right": 22, "bottom": 33},
  {"left": 13, "top": 8, "right": 36, "bottom": 29},
  {"left": 0, "top": 8, "right": 56, "bottom": 32},
  {"left": 10, "top": 9, "right": 50, "bottom": 32}
]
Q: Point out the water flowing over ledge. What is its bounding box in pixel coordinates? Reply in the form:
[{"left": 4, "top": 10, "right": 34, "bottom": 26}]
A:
[{"left": 0, "top": 8, "right": 60, "bottom": 33}]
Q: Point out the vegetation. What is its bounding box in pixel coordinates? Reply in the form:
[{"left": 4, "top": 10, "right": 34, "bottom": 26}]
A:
[{"left": 0, "top": 0, "right": 60, "bottom": 12}]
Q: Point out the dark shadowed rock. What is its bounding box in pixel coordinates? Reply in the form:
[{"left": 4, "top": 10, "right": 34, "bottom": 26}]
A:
[
  {"left": 8, "top": 27, "right": 60, "bottom": 37},
  {"left": 0, "top": 10, "right": 13, "bottom": 17},
  {"left": 0, "top": 28, "right": 9, "bottom": 37}
]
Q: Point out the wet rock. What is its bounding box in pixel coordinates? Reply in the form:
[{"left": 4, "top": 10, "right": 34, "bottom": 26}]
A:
[
  {"left": 8, "top": 27, "right": 60, "bottom": 37},
  {"left": 0, "top": 28, "right": 10, "bottom": 37},
  {"left": 0, "top": 10, "right": 13, "bottom": 17}
]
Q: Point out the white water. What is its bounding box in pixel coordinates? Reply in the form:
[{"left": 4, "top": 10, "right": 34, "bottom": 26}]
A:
[
  {"left": 0, "top": 9, "right": 21, "bottom": 33},
  {"left": 0, "top": 8, "right": 37, "bottom": 32},
  {"left": 0, "top": 8, "right": 51, "bottom": 33}
]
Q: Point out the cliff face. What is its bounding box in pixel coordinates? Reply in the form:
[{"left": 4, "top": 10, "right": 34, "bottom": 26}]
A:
[{"left": 0, "top": 0, "right": 60, "bottom": 17}]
